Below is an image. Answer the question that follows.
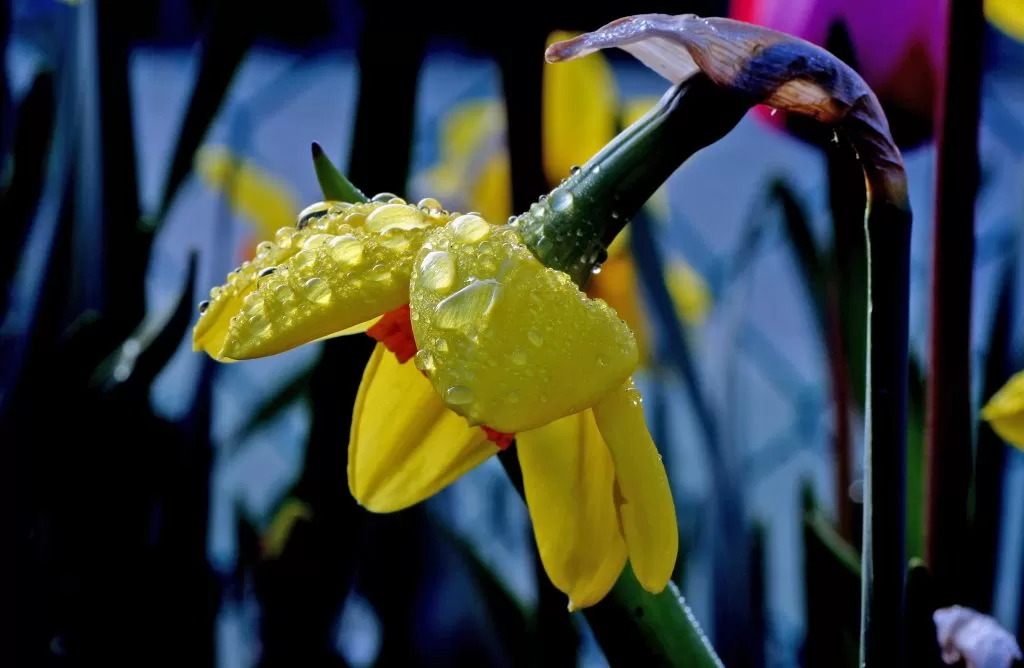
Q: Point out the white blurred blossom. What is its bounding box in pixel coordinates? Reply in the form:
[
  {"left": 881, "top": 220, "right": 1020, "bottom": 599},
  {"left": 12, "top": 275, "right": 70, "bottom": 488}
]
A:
[{"left": 934, "top": 605, "right": 1022, "bottom": 668}]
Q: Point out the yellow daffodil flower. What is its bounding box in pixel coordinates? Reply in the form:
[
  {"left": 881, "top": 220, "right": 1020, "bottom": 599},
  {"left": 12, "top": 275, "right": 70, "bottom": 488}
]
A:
[
  {"left": 417, "top": 32, "right": 711, "bottom": 366},
  {"left": 981, "top": 370, "right": 1024, "bottom": 449},
  {"left": 194, "top": 196, "right": 678, "bottom": 609}
]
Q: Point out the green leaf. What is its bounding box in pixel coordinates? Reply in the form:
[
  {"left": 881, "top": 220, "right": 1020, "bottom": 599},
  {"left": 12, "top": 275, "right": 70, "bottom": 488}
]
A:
[
  {"left": 310, "top": 142, "right": 367, "bottom": 203},
  {"left": 802, "top": 485, "right": 861, "bottom": 668},
  {"left": 155, "top": 0, "right": 256, "bottom": 224},
  {"left": 89, "top": 253, "right": 198, "bottom": 394},
  {"left": 905, "top": 356, "right": 927, "bottom": 561}
]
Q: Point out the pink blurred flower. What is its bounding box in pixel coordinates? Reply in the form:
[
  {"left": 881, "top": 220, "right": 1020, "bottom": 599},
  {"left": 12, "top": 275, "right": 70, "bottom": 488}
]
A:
[{"left": 730, "top": 0, "right": 947, "bottom": 145}]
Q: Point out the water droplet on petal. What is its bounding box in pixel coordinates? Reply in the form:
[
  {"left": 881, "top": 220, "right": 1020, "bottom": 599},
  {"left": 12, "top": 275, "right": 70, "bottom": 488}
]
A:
[
  {"left": 380, "top": 233, "right": 411, "bottom": 252},
  {"left": 302, "top": 277, "right": 331, "bottom": 304},
  {"left": 197, "top": 300, "right": 210, "bottom": 314},
  {"left": 371, "top": 192, "right": 399, "bottom": 203},
  {"left": 549, "top": 188, "right": 573, "bottom": 212},
  {"left": 435, "top": 339, "right": 448, "bottom": 353},
  {"left": 570, "top": 165, "right": 581, "bottom": 175},
  {"left": 275, "top": 227, "right": 297, "bottom": 248},
  {"left": 434, "top": 280, "right": 501, "bottom": 332},
  {"left": 248, "top": 312, "right": 271, "bottom": 337},
  {"left": 387, "top": 196, "right": 407, "bottom": 204},
  {"left": 445, "top": 386, "right": 473, "bottom": 405},
  {"left": 414, "top": 349, "right": 435, "bottom": 374},
  {"left": 450, "top": 214, "right": 491, "bottom": 243},
  {"left": 303, "top": 233, "right": 332, "bottom": 249},
  {"left": 367, "top": 263, "right": 391, "bottom": 282},
  {"left": 293, "top": 249, "right": 317, "bottom": 270},
  {"left": 418, "top": 251, "right": 456, "bottom": 293},
  {"left": 274, "top": 283, "right": 296, "bottom": 303},
  {"left": 591, "top": 266, "right": 602, "bottom": 275},
  {"left": 417, "top": 197, "right": 442, "bottom": 211},
  {"left": 527, "top": 330, "right": 543, "bottom": 346},
  {"left": 329, "top": 235, "right": 363, "bottom": 267},
  {"left": 366, "top": 203, "right": 428, "bottom": 234},
  {"left": 243, "top": 293, "right": 265, "bottom": 313},
  {"left": 258, "top": 266, "right": 277, "bottom": 279},
  {"left": 210, "top": 286, "right": 223, "bottom": 300},
  {"left": 256, "top": 241, "right": 275, "bottom": 256},
  {"left": 529, "top": 202, "right": 548, "bottom": 218}
]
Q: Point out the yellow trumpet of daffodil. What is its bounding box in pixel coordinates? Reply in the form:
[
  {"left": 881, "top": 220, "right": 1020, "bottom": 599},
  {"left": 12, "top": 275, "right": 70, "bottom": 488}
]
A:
[
  {"left": 981, "top": 370, "right": 1024, "bottom": 449},
  {"left": 193, "top": 196, "right": 678, "bottom": 610}
]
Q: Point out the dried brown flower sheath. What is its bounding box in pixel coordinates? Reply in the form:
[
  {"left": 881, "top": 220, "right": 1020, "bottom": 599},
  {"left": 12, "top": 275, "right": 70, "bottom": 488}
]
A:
[{"left": 545, "top": 14, "right": 907, "bottom": 206}]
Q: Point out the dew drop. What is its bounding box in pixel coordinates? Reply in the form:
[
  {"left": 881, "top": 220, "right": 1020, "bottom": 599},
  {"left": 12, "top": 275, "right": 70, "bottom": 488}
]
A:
[
  {"left": 445, "top": 385, "right": 473, "bottom": 405},
  {"left": 414, "top": 349, "right": 435, "bottom": 374},
  {"left": 302, "top": 277, "right": 331, "bottom": 304},
  {"left": 529, "top": 202, "right": 548, "bottom": 218},
  {"left": 592, "top": 266, "right": 602, "bottom": 275},
  {"left": 275, "top": 227, "right": 297, "bottom": 249},
  {"left": 248, "top": 312, "right": 271, "bottom": 337},
  {"left": 293, "top": 249, "right": 318, "bottom": 270},
  {"left": 329, "top": 235, "right": 364, "bottom": 267},
  {"left": 387, "top": 196, "right": 407, "bottom": 205},
  {"left": 451, "top": 214, "right": 491, "bottom": 243},
  {"left": 258, "top": 266, "right": 277, "bottom": 279},
  {"left": 418, "top": 251, "right": 456, "bottom": 293},
  {"left": 274, "top": 283, "right": 296, "bottom": 303},
  {"left": 417, "top": 197, "right": 442, "bottom": 210},
  {"left": 303, "top": 233, "right": 332, "bottom": 249},
  {"left": 366, "top": 203, "right": 429, "bottom": 234},
  {"left": 380, "top": 233, "right": 410, "bottom": 252},
  {"left": 372, "top": 192, "right": 399, "bottom": 203},
  {"left": 570, "top": 165, "right": 581, "bottom": 175},
  {"left": 197, "top": 300, "right": 210, "bottom": 314},
  {"left": 434, "top": 280, "right": 501, "bottom": 332},
  {"left": 256, "top": 241, "right": 275, "bottom": 256},
  {"left": 344, "top": 211, "right": 367, "bottom": 227},
  {"left": 435, "top": 338, "right": 448, "bottom": 353},
  {"left": 549, "top": 188, "right": 574, "bottom": 212},
  {"left": 611, "top": 211, "right": 621, "bottom": 220},
  {"left": 367, "top": 263, "right": 391, "bottom": 282},
  {"left": 243, "top": 293, "right": 265, "bottom": 313},
  {"left": 527, "top": 330, "right": 543, "bottom": 346},
  {"left": 209, "top": 286, "right": 222, "bottom": 300}
]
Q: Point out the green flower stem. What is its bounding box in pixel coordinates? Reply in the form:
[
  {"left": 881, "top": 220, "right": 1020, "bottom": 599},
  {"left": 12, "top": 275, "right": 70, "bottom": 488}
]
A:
[{"left": 515, "top": 74, "right": 751, "bottom": 287}]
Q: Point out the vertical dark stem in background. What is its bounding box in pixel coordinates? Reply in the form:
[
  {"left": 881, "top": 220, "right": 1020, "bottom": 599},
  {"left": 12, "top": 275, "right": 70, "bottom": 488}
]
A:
[
  {"left": 496, "top": 29, "right": 549, "bottom": 213},
  {"left": 860, "top": 196, "right": 912, "bottom": 666},
  {"left": 924, "top": 0, "right": 984, "bottom": 606},
  {"left": 94, "top": 0, "right": 144, "bottom": 339},
  {"left": 260, "top": 6, "right": 426, "bottom": 666},
  {"left": 498, "top": 27, "right": 582, "bottom": 662},
  {"left": 967, "top": 266, "right": 1013, "bottom": 612}
]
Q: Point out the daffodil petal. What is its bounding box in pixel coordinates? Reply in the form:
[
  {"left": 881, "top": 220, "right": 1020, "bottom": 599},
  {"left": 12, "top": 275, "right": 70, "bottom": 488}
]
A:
[
  {"left": 518, "top": 410, "right": 628, "bottom": 610},
  {"left": 982, "top": 370, "right": 1024, "bottom": 449},
  {"left": 586, "top": 254, "right": 649, "bottom": 363},
  {"left": 195, "top": 144, "right": 299, "bottom": 240},
  {"left": 591, "top": 378, "right": 678, "bottom": 594},
  {"left": 543, "top": 30, "right": 617, "bottom": 185},
  {"left": 409, "top": 223, "right": 639, "bottom": 433},
  {"left": 197, "top": 202, "right": 451, "bottom": 361},
  {"left": 349, "top": 343, "right": 497, "bottom": 512}
]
